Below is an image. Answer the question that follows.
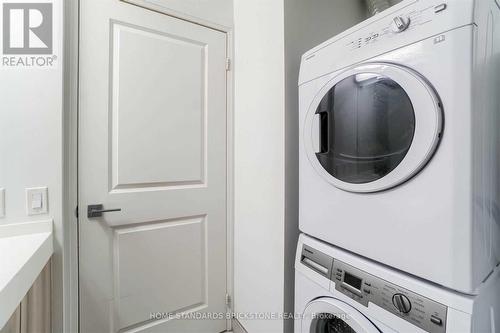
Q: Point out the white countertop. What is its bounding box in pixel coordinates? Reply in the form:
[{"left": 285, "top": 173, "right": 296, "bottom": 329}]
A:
[{"left": 0, "top": 220, "right": 53, "bottom": 329}]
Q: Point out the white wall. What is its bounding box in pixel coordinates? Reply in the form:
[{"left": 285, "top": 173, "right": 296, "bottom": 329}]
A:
[
  {"left": 234, "top": 1, "right": 366, "bottom": 332},
  {"left": 233, "top": 1, "right": 286, "bottom": 332},
  {"left": 0, "top": 1, "right": 64, "bottom": 332}
]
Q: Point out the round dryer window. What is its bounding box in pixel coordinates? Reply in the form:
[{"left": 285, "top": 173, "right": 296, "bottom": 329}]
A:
[
  {"left": 302, "top": 298, "right": 381, "bottom": 333},
  {"left": 304, "top": 63, "right": 443, "bottom": 193}
]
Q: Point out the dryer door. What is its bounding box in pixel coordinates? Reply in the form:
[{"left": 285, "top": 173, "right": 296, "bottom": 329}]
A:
[
  {"left": 302, "top": 298, "right": 381, "bottom": 333},
  {"left": 304, "top": 63, "right": 442, "bottom": 193}
]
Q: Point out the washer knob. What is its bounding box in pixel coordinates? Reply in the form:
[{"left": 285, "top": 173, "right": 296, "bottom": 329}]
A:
[
  {"left": 392, "top": 294, "right": 412, "bottom": 313},
  {"left": 391, "top": 16, "right": 411, "bottom": 33}
]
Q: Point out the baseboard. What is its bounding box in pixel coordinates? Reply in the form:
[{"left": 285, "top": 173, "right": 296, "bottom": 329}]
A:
[{"left": 231, "top": 319, "right": 248, "bottom": 333}]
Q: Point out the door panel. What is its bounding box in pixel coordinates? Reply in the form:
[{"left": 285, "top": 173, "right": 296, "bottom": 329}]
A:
[
  {"left": 79, "top": 0, "right": 227, "bottom": 332},
  {"left": 111, "top": 22, "right": 206, "bottom": 188},
  {"left": 114, "top": 217, "right": 207, "bottom": 329}
]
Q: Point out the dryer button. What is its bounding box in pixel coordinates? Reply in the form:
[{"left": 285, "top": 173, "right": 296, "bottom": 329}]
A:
[
  {"left": 430, "top": 315, "right": 443, "bottom": 326},
  {"left": 434, "top": 4, "right": 447, "bottom": 13}
]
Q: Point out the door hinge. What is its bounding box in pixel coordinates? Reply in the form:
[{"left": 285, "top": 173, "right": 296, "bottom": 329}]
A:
[
  {"left": 225, "top": 58, "right": 231, "bottom": 71},
  {"left": 225, "top": 293, "right": 231, "bottom": 306},
  {"left": 75, "top": 205, "right": 78, "bottom": 218}
]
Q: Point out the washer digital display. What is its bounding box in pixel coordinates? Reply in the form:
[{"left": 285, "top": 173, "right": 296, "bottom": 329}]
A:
[{"left": 344, "top": 272, "right": 362, "bottom": 290}]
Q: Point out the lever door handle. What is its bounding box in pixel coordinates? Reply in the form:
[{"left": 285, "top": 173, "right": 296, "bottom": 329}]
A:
[{"left": 87, "top": 204, "right": 122, "bottom": 218}]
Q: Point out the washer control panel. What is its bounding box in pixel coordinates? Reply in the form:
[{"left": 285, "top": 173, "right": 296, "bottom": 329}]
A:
[{"left": 331, "top": 259, "right": 447, "bottom": 333}]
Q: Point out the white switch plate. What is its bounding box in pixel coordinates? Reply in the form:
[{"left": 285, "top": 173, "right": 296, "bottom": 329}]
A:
[
  {"left": 0, "top": 188, "right": 4, "bottom": 218},
  {"left": 26, "top": 187, "right": 48, "bottom": 215}
]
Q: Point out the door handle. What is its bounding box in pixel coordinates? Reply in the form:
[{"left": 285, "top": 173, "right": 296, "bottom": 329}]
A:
[
  {"left": 87, "top": 204, "right": 122, "bottom": 218},
  {"left": 314, "top": 111, "right": 329, "bottom": 154}
]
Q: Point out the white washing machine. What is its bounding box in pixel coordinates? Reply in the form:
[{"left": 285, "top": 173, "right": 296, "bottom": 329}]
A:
[
  {"left": 295, "top": 234, "right": 500, "bottom": 333},
  {"left": 298, "top": 0, "right": 500, "bottom": 294}
]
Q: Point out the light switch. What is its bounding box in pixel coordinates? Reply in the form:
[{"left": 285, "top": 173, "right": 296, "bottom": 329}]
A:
[
  {"left": 32, "top": 192, "right": 43, "bottom": 209},
  {"left": 26, "top": 187, "right": 48, "bottom": 215},
  {"left": 0, "top": 188, "right": 5, "bottom": 218}
]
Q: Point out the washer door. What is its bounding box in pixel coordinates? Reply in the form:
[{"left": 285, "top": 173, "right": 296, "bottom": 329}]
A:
[
  {"left": 304, "top": 63, "right": 442, "bottom": 193},
  {"left": 302, "top": 298, "right": 381, "bottom": 333}
]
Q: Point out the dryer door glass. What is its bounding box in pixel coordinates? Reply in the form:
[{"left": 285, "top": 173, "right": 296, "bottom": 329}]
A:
[
  {"left": 311, "top": 313, "right": 357, "bottom": 333},
  {"left": 315, "top": 73, "right": 415, "bottom": 184}
]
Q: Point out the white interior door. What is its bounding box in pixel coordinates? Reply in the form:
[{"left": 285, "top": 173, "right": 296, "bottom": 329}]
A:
[{"left": 78, "top": 0, "right": 228, "bottom": 332}]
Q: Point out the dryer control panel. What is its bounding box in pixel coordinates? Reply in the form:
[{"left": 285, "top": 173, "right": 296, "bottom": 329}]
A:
[
  {"left": 331, "top": 259, "right": 447, "bottom": 333},
  {"left": 299, "top": 0, "right": 476, "bottom": 85},
  {"left": 345, "top": 2, "right": 446, "bottom": 51}
]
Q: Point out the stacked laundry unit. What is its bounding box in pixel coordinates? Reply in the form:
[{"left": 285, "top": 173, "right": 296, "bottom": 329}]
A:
[{"left": 295, "top": 0, "right": 500, "bottom": 332}]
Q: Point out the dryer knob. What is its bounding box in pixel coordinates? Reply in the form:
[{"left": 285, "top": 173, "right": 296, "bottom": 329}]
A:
[
  {"left": 392, "top": 294, "right": 412, "bottom": 313},
  {"left": 391, "top": 16, "right": 411, "bottom": 33}
]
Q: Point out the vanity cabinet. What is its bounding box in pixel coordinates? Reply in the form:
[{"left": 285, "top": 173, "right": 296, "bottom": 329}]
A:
[{"left": 0, "top": 262, "right": 51, "bottom": 333}]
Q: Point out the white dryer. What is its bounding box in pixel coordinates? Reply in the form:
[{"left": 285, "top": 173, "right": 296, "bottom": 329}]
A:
[
  {"left": 295, "top": 234, "right": 500, "bottom": 333},
  {"left": 298, "top": 0, "right": 500, "bottom": 294}
]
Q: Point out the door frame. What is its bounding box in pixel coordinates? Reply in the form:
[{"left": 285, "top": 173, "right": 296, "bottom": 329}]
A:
[{"left": 63, "top": 1, "right": 235, "bottom": 331}]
